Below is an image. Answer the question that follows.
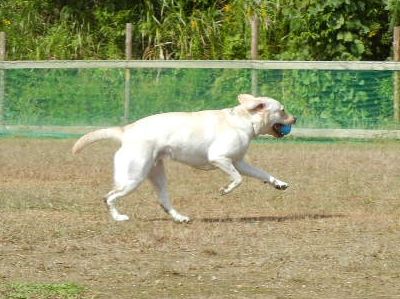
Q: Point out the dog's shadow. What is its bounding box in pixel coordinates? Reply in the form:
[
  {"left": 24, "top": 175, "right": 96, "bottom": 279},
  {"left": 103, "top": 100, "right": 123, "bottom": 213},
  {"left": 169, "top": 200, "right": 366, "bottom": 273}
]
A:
[
  {"left": 199, "top": 213, "right": 343, "bottom": 223},
  {"left": 144, "top": 213, "right": 344, "bottom": 223}
]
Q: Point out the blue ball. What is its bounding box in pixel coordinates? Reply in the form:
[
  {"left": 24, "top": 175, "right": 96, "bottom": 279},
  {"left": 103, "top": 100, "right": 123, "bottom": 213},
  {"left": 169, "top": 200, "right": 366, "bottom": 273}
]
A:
[{"left": 280, "top": 124, "right": 292, "bottom": 135}]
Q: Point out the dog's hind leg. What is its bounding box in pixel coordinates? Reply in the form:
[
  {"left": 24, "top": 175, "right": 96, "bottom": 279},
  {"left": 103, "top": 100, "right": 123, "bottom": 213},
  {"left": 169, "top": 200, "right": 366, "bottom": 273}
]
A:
[
  {"left": 149, "top": 160, "right": 190, "bottom": 223},
  {"left": 105, "top": 182, "right": 141, "bottom": 221},
  {"left": 105, "top": 148, "right": 150, "bottom": 221}
]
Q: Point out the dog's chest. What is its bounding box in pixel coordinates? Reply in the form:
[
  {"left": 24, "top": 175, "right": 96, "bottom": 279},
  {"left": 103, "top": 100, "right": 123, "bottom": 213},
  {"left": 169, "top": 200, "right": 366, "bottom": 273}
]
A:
[{"left": 158, "top": 136, "right": 249, "bottom": 169}]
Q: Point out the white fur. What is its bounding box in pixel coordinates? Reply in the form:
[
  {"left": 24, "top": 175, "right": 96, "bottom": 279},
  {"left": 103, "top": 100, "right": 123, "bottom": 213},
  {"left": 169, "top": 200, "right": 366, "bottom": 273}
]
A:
[{"left": 72, "top": 94, "right": 296, "bottom": 223}]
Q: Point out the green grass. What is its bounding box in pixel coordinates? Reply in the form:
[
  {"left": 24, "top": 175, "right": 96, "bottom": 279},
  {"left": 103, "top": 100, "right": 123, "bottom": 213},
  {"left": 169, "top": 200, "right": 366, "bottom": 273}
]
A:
[{"left": 2, "top": 283, "right": 85, "bottom": 299}]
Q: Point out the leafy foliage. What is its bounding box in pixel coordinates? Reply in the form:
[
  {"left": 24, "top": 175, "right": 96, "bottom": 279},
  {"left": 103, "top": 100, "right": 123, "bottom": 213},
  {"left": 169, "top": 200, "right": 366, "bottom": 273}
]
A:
[
  {"left": 386, "top": 0, "right": 400, "bottom": 28},
  {"left": 254, "top": 0, "right": 390, "bottom": 60},
  {"left": 0, "top": 0, "right": 395, "bottom": 60}
]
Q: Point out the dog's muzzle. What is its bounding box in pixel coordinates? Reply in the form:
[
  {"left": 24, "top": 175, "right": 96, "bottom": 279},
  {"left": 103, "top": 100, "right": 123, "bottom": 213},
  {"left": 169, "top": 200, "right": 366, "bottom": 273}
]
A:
[{"left": 272, "top": 116, "right": 297, "bottom": 138}]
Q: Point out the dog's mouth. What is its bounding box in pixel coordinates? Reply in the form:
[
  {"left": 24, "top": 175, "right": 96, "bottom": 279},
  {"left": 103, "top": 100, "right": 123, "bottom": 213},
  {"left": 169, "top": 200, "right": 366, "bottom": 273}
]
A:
[
  {"left": 272, "top": 123, "right": 285, "bottom": 138},
  {"left": 271, "top": 116, "right": 297, "bottom": 138}
]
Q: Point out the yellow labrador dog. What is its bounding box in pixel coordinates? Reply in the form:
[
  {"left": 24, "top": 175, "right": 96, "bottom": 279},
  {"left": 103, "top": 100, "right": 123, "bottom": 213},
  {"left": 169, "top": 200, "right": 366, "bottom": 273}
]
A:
[{"left": 72, "top": 94, "right": 296, "bottom": 223}]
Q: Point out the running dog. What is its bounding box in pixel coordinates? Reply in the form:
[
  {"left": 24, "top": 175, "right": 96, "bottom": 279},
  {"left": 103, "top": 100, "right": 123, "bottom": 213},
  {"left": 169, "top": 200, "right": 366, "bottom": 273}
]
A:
[{"left": 72, "top": 94, "right": 296, "bottom": 223}]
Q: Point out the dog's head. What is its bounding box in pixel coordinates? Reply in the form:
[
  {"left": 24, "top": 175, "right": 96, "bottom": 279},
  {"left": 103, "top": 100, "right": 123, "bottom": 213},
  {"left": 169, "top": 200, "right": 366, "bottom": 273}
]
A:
[{"left": 237, "top": 94, "right": 296, "bottom": 138}]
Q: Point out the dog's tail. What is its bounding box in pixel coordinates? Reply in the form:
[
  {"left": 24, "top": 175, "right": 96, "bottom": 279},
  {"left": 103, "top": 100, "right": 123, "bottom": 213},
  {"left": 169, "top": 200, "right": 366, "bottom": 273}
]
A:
[{"left": 72, "top": 127, "right": 123, "bottom": 155}]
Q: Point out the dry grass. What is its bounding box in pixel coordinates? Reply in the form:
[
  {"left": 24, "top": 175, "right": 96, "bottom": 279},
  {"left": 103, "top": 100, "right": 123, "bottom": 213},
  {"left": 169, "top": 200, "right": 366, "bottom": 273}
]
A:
[{"left": 0, "top": 137, "right": 399, "bottom": 298}]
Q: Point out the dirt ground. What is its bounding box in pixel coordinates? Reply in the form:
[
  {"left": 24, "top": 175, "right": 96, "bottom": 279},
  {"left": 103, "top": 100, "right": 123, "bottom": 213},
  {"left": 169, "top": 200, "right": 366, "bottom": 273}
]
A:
[{"left": 0, "top": 137, "right": 399, "bottom": 298}]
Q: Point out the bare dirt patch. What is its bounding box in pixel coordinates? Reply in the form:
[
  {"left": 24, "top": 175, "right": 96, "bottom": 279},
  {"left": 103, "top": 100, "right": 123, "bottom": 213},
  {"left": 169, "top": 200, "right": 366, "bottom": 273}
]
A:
[{"left": 1, "top": 137, "right": 399, "bottom": 298}]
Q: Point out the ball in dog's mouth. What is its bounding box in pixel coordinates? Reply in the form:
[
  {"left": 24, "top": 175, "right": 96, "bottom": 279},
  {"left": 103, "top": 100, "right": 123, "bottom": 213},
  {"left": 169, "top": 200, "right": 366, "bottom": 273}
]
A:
[{"left": 273, "top": 123, "right": 291, "bottom": 137}]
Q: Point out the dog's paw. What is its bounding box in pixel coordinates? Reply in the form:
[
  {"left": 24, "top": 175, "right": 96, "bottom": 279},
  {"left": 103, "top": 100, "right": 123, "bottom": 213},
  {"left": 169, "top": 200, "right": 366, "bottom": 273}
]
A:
[
  {"left": 112, "top": 214, "right": 130, "bottom": 221},
  {"left": 174, "top": 215, "right": 191, "bottom": 223},
  {"left": 273, "top": 180, "right": 288, "bottom": 190},
  {"left": 219, "top": 186, "right": 234, "bottom": 196},
  {"left": 170, "top": 209, "right": 191, "bottom": 223},
  {"left": 219, "top": 187, "right": 228, "bottom": 196}
]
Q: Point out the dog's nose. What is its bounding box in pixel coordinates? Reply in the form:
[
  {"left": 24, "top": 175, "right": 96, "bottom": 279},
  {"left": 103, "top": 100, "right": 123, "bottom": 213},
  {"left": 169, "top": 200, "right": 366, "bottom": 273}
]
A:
[{"left": 292, "top": 116, "right": 297, "bottom": 124}]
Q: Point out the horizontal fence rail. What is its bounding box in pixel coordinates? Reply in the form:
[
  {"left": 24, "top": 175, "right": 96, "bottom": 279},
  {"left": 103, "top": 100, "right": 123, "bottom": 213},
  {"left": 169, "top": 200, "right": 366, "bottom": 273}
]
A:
[
  {"left": 2, "top": 125, "right": 400, "bottom": 140},
  {"left": 2, "top": 60, "right": 400, "bottom": 71}
]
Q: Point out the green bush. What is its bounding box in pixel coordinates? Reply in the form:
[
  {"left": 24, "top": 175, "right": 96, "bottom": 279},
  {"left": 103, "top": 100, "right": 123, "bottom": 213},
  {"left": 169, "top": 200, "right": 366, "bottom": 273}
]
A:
[{"left": 0, "top": 0, "right": 395, "bottom": 61}]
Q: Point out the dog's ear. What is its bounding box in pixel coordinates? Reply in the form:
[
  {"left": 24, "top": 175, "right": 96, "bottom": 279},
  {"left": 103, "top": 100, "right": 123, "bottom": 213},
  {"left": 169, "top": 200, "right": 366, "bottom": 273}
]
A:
[
  {"left": 238, "top": 94, "right": 255, "bottom": 103},
  {"left": 238, "top": 94, "right": 267, "bottom": 111}
]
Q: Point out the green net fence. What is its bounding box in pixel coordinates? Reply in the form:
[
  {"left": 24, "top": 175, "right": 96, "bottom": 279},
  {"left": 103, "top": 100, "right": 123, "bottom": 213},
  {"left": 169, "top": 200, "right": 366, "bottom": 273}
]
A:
[{"left": 0, "top": 62, "right": 399, "bottom": 138}]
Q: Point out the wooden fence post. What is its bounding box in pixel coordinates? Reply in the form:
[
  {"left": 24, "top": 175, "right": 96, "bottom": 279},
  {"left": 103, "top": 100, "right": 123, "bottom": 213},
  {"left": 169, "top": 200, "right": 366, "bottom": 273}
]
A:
[
  {"left": 0, "top": 32, "right": 6, "bottom": 126},
  {"left": 124, "top": 23, "right": 132, "bottom": 124},
  {"left": 0, "top": 32, "right": 5, "bottom": 60},
  {"left": 393, "top": 26, "right": 400, "bottom": 122},
  {"left": 250, "top": 15, "right": 259, "bottom": 96}
]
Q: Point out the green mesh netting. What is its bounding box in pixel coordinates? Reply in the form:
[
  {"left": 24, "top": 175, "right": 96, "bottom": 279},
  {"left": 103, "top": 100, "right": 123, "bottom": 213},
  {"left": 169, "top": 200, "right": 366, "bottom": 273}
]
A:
[{"left": 0, "top": 67, "right": 398, "bottom": 137}]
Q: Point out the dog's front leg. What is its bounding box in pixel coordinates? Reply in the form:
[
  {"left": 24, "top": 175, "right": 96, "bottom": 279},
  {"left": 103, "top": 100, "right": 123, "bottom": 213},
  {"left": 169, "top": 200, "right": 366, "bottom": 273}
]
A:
[
  {"left": 235, "top": 160, "right": 288, "bottom": 190},
  {"left": 209, "top": 157, "right": 243, "bottom": 195}
]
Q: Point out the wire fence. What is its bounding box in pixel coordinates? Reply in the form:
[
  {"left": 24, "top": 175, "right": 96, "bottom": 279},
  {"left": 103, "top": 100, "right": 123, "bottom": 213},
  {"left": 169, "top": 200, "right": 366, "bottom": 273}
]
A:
[{"left": 0, "top": 60, "right": 399, "bottom": 139}]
